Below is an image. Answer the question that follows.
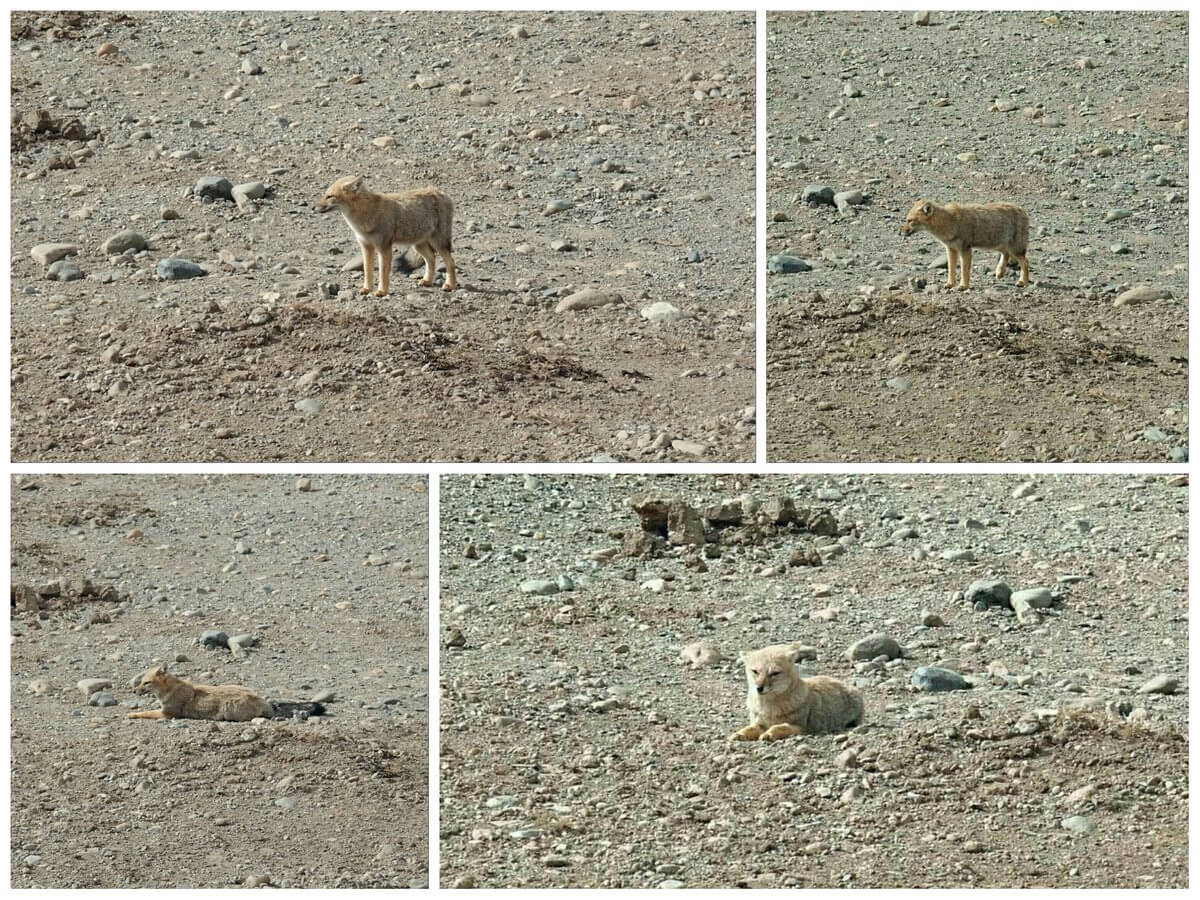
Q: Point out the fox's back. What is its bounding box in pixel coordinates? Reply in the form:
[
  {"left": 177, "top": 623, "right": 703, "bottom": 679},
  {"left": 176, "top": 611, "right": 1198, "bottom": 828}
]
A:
[
  {"left": 949, "top": 202, "right": 1028, "bottom": 249},
  {"left": 190, "top": 682, "right": 271, "bottom": 720}
]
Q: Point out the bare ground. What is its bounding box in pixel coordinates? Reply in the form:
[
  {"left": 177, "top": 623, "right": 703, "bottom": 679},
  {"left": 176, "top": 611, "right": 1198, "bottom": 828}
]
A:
[
  {"left": 766, "top": 11, "right": 1188, "bottom": 462},
  {"left": 11, "top": 10, "right": 755, "bottom": 462},
  {"left": 10, "top": 474, "right": 429, "bottom": 888}
]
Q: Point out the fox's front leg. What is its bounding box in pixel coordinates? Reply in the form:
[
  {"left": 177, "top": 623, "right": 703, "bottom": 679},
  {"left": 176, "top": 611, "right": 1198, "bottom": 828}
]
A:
[
  {"left": 958, "top": 247, "right": 973, "bottom": 290},
  {"left": 127, "top": 709, "right": 169, "bottom": 720},
  {"left": 995, "top": 252, "right": 1009, "bottom": 279},
  {"left": 944, "top": 247, "right": 958, "bottom": 289},
  {"left": 360, "top": 244, "right": 376, "bottom": 296},
  {"left": 730, "top": 724, "right": 765, "bottom": 741},
  {"left": 375, "top": 243, "right": 391, "bottom": 297},
  {"left": 760, "top": 723, "right": 803, "bottom": 741}
]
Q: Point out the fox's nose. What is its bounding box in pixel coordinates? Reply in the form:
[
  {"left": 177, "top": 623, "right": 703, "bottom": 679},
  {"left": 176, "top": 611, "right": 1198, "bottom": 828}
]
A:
[{"left": 756, "top": 685, "right": 766, "bottom": 694}]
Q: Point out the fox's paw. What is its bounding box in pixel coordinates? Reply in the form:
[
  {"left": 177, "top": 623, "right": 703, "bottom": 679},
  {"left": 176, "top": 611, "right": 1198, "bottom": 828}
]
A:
[
  {"left": 730, "top": 726, "right": 762, "bottom": 741},
  {"left": 442, "top": 283, "right": 456, "bottom": 293},
  {"left": 359, "top": 287, "right": 372, "bottom": 296},
  {"left": 1016, "top": 279, "right": 1028, "bottom": 287},
  {"left": 373, "top": 290, "right": 388, "bottom": 298},
  {"left": 419, "top": 277, "right": 435, "bottom": 287}
]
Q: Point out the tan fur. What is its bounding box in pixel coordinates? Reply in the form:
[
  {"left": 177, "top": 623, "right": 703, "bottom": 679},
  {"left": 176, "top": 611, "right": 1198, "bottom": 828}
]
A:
[
  {"left": 315, "top": 174, "right": 456, "bottom": 295},
  {"left": 729, "top": 644, "right": 864, "bottom": 742},
  {"left": 900, "top": 199, "right": 1030, "bottom": 290},
  {"left": 127, "top": 663, "right": 272, "bottom": 722}
]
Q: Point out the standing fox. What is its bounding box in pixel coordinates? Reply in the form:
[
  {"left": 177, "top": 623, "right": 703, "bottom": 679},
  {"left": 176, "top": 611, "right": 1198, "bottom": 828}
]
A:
[
  {"left": 126, "top": 663, "right": 325, "bottom": 722},
  {"left": 730, "top": 643, "right": 864, "bottom": 742},
  {"left": 315, "top": 174, "right": 457, "bottom": 296},
  {"left": 900, "top": 199, "right": 1030, "bottom": 290}
]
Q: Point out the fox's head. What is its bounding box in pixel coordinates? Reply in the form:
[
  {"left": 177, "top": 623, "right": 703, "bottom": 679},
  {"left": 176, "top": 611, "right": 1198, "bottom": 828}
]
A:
[
  {"left": 740, "top": 644, "right": 803, "bottom": 696},
  {"left": 314, "top": 175, "right": 366, "bottom": 213},
  {"left": 132, "top": 663, "right": 171, "bottom": 695},
  {"left": 900, "top": 199, "right": 937, "bottom": 236}
]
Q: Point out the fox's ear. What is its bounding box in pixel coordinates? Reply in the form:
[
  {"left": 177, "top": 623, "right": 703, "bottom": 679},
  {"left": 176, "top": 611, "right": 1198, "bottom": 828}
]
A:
[
  {"left": 349, "top": 175, "right": 365, "bottom": 191},
  {"left": 789, "top": 648, "right": 805, "bottom": 663},
  {"left": 921, "top": 202, "right": 932, "bottom": 215},
  {"left": 158, "top": 661, "right": 168, "bottom": 674}
]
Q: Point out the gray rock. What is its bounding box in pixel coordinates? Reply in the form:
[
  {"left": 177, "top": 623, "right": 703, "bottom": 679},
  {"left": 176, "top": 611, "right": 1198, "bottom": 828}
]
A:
[
  {"left": 556, "top": 574, "right": 576, "bottom": 592},
  {"left": 103, "top": 230, "right": 148, "bottom": 255},
  {"left": 1103, "top": 208, "right": 1132, "bottom": 223},
  {"left": 157, "top": 258, "right": 206, "bottom": 280},
  {"left": 965, "top": 578, "right": 1012, "bottom": 609},
  {"left": 88, "top": 690, "right": 117, "bottom": 707},
  {"left": 554, "top": 288, "right": 621, "bottom": 313},
  {"left": 77, "top": 677, "right": 112, "bottom": 697},
  {"left": 1012, "top": 587, "right": 1053, "bottom": 609},
  {"left": 911, "top": 666, "right": 970, "bottom": 692},
  {"left": 47, "top": 260, "right": 83, "bottom": 281},
  {"left": 1137, "top": 674, "right": 1180, "bottom": 695},
  {"left": 801, "top": 184, "right": 836, "bottom": 206},
  {"left": 31, "top": 242, "right": 79, "bottom": 266},
  {"left": 1061, "top": 815, "right": 1097, "bottom": 836},
  {"left": 201, "top": 629, "right": 229, "bottom": 649},
  {"left": 834, "top": 189, "right": 864, "bottom": 212},
  {"left": 228, "top": 633, "right": 257, "bottom": 649},
  {"left": 1114, "top": 285, "right": 1170, "bottom": 307},
  {"left": 846, "top": 633, "right": 903, "bottom": 661},
  {"left": 519, "top": 579, "right": 559, "bottom": 596},
  {"left": 768, "top": 254, "right": 811, "bottom": 274},
  {"left": 232, "top": 180, "right": 267, "bottom": 201},
  {"left": 312, "top": 689, "right": 336, "bottom": 703},
  {"left": 194, "top": 176, "right": 234, "bottom": 202}
]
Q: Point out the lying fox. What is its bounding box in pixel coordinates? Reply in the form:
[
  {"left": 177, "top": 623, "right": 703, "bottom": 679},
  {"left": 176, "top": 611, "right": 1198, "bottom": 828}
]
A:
[
  {"left": 315, "top": 174, "right": 457, "bottom": 295},
  {"left": 127, "top": 663, "right": 325, "bottom": 722},
  {"left": 730, "top": 643, "right": 863, "bottom": 742},
  {"left": 900, "top": 199, "right": 1030, "bottom": 290}
]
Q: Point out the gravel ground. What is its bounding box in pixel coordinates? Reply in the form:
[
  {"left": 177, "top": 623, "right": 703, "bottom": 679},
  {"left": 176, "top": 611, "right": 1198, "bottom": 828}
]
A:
[
  {"left": 440, "top": 473, "right": 1187, "bottom": 888},
  {"left": 766, "top": 11, "right": 1188, "bottom": 462},
  {"left": 11, "top": 10, "right": 755, "bottom": 462},
  {"left": 10, "top": 474, "right": 428, "bottom": 888}
]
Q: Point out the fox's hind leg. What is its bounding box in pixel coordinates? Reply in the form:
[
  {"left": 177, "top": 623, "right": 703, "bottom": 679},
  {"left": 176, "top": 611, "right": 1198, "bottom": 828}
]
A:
[
  {"left": 995, "top": 252, "right": 1009, "bottom": 279},
  {"left": 441, "top": 248, "right": 457, "bottom": 292},
  {"left": 415, "top": 241, "right": 438, "bottom": 287},
  {"left": 730, "top": 724, "right": 764, "bottom": 741},
  {"left": 1016, "top": 254, "right": 1029, "bottom": 287},
  {"left": 958, "top": 247, "right": 973, "bottom": 290},
  {"left": 360, "top": 244, "right": 376, "bottom": 296},
  {"left": 761, "top": 723, "right": 803, "bottom": 742}
]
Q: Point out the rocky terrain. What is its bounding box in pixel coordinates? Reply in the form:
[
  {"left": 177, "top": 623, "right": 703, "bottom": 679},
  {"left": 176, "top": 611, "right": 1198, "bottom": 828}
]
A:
[
  {"left": 440, "top": 473, "right": 1188, "bottom": 888},
  {"left": 10, "top": 474, "right": 428, "bottom": 888},
  {"left": 10, "top": 10, "right": 755, "bottom": 462},
  {"left": 766, "top": 11, "right": 1188, "bottom": 462}
]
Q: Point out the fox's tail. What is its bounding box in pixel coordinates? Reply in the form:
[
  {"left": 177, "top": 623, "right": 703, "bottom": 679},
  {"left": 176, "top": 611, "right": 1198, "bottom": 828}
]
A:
[
  {"left": 270, "top": 700, "right": 326, "bottom": 719},
  {"left": 436, "top": 190, "right": 454, "bottom": 254}
]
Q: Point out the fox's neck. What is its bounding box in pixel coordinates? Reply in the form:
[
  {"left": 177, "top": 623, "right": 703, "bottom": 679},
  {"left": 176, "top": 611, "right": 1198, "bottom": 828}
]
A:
[{"left": 154, "top": 673, "right": 191, "bottom": 697}]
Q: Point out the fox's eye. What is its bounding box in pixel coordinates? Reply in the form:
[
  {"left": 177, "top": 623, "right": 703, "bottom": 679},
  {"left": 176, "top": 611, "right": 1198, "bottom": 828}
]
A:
[{"left": 750, "top": 668, "right": 758, "bottom": 676}]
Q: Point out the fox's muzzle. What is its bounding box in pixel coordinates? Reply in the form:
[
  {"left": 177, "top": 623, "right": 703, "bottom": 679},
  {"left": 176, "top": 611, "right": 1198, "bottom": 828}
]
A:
[
  {"left": 313, "top": 202, "right": 337, "bottom": 214},
  {"left": 899, "top": 223, "right": 914, "bottom": 236}
]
